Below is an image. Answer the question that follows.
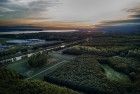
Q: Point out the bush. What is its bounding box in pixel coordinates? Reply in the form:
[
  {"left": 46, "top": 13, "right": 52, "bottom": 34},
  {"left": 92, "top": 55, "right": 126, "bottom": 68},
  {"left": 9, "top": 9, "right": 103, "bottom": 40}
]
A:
[
  {"left": 107, "top": 56, "right": 140, "bottom": 81},
  {"left": 27, "top": 52, "right": 48, "bottom": 68},
  {"left": 0, "top": 68, "right": 78, "bottom": 94},
  {"left": 127, "top": 49, "right": 140, "bottom": 60},
  {"left": 0, "top": 80, "right": 79, "bottom": 94},
  {"left": 63, "top": 47, "right": 83, "bottom": 55},
  {"left": 63, "top": 46, "right": 129, "bottom": 56},
  {"left": 44, "top": 56, "right": 121, "bottom": 94},
  {"left": 0, "top": 68, "right": 24, "bottom": 80}
]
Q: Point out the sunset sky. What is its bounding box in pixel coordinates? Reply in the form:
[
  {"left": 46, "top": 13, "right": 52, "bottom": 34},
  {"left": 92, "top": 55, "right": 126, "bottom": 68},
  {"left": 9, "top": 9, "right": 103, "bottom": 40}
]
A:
[{"left": 0, "top": 0, "right": 140, "bottom": 29}]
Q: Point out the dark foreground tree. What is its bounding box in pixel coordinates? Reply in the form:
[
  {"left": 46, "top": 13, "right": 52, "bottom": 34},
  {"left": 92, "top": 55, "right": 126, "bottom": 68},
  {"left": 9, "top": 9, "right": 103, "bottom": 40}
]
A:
[
  {"left": 0, "top": 68, "right": 79, "bottom": 94},
  {"left": 28, "top": 52, "right": 48, "bottom": 68}
]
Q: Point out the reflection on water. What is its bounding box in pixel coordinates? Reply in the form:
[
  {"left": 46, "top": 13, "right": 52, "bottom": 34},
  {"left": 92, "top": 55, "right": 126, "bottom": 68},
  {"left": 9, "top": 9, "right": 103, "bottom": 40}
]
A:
[{"left": 0, "top": 30, "right": 77, "bottom": 34}]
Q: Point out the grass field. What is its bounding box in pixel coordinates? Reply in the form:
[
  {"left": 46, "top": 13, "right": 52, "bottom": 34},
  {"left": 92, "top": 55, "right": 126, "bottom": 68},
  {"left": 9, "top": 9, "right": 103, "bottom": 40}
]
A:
[
  {"left": 6, "top": 51, "right": 75, "bottom": 80},
  {"left": 7, "top": 59, "right": 57, "bottom": 79},
  {"left": 101, "top": 64, "right": 130, "bottom": 82}
]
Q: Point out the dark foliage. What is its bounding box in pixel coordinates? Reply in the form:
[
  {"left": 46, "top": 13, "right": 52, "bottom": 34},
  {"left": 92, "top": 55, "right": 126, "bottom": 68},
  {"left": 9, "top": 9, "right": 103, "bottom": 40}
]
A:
[
  {"left": 0, "top": 68, "right": 79, "bottom": 94},
  {"left": 44, "top": 56, "right": 132, "bottom": 94},
  {"left": 107, "top": 56, "right": 140, "bottom": 81},
  {"left": 27, "top": 52, "right": 48, "bottom": 68}
]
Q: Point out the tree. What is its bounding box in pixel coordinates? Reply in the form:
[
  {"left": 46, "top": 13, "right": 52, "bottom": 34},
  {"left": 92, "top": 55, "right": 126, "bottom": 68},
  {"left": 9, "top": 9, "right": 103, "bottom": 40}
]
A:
[{"left": 27, "top": 52, "right": 48, "bottom": 68}]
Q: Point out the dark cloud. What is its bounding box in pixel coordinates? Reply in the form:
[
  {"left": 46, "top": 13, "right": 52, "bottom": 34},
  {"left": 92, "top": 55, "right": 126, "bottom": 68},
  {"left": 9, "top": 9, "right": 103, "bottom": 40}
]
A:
[
  {"left": 132, "top": 14, "right": 140, "bottom": 18},
  {"left": 101, "top": 6, "right": 140, "bottom": 26},
  {"left": 0, "top": 0, "right": 45, "bottom": 19},
  {"left": 128, "top": 6, "right": 140, "bottom": 19},
  {"left": 0, "top": 0, "right": 59, "bottom": 19},
  {"left": 0, "top": 0, "right": 8, "bottom": 6},
  {"left": 29, "top": 0, "right": 49, "bottom": 12},
  {"left": 97, "top": 6, "right": 140, "bottom": 33},
  {"left": 0, "top": 0, "right": 8, "bottom": 3}
]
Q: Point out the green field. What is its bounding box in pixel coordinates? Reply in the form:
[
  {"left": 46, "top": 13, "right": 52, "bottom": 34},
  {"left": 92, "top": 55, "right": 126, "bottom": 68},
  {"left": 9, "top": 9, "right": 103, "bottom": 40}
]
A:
[
  {"left": 101, "top": 64, "right": 130, "bottom": 82},
  {"left": 6, "top": 52, "right": 75, "bottom": 80}
]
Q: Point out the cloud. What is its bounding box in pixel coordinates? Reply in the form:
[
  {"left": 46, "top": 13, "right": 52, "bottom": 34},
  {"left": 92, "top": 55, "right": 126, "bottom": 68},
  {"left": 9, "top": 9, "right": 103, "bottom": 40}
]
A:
[
  {"left": 0, "top": 0, "right": 50, "bottom": 19},
  {"left": 0, "top": 0, "right": 8, "bottom": 3},
  {"left": 46, "top": 0, "right": 140, "bottom": 23},
  {"left": 0, "top": 6, "right": 15, "bottom": 12},
  {"left": 0, "top": 0, "right": 140, "bottom": 24}
]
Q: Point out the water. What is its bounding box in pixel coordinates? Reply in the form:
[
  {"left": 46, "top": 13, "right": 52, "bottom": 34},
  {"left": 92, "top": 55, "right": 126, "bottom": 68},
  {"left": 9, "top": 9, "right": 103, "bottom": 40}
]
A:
[{"left": 0, "top": 30, "right": 77, "bottom": 34}]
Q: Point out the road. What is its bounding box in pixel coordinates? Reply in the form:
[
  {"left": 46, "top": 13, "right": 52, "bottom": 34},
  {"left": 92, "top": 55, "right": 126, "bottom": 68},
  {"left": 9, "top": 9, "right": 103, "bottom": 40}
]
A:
[
  {"left": 3, "top": 39, "right": 85, "bottom": 80},
  {"left": 0, "top": 39, "right": 83, "bottom": 63}
]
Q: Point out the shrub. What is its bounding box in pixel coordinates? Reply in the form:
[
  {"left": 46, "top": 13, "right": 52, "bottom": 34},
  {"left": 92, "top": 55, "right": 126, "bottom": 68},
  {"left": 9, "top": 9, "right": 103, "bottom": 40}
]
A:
[
  {"left": 127, "top": 49, "right": 140, "bottom": 60},
  {"left": 44, "top": 56, "right": 121, "bottom": 94},
  {"left": 107, "top": 56, "right": 140, "bottom": 81},
  {"left": 63, "top": 46, "right": 128, "bottom": 56},
  {"left": 63, "top": 47, "right": 83, "bottom": 55},
  {"left": 0, "top": 68, "right": 79, "bottom": 94},
  {"left": 0, "top": 68, "right": 24, "bottom": 80},
  {"left": 27, "top": 52, "right": 48, "bottom": 68}
]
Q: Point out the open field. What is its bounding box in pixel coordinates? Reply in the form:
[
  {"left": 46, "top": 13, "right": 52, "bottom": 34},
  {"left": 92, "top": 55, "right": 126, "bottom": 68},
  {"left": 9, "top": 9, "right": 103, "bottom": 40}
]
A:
[
  {"left": 6, "top": 51, "right": 75, "bottom": 80},
  {"left": 101, "top": 64, "right": 130, "bottom": 82}
]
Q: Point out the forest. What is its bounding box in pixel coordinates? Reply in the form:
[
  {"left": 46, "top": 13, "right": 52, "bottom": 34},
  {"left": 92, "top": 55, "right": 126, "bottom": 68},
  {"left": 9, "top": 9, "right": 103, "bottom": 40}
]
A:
[
  {"left": 44, "top": 32, "right": 140, "bottom": 94},
  {"left": 0, "top": 31, "right": 140, "bottom": 94},
  {"left": 0, "top": 68, "right": 79, "bottom": 94}
]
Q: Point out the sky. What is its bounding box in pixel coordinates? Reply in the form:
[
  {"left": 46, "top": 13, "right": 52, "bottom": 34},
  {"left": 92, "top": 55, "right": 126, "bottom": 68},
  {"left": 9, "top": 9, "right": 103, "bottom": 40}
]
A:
[{"left": 0, "top": 0, "right": 140, "bottom": 28}]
